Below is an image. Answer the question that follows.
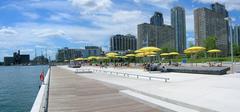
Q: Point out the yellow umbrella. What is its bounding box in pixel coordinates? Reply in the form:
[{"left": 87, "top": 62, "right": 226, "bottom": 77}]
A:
[
  {"left": 95, "top": 57, "right": 101, "bottom": 60},
  {"left": 106, "top": 52, "right": 118, "bottom": 58},
  {"left": 185, "top": 46, "right": 206, "bottom": 53},
  {"left": 184, "top": 46, "right": 206, "bottom": 66},
  {"left": 144, "top": 51, "right": 157, "bottom": 56},
  {"left": 160, "top": 53, "right": 170, "bottom": 56},
  {"left": 139, "top": 47, "right": 161, "bottom": 52},
  {"left": 147, "top": 54, "right": 156, "bottom": 57},
  {"left": 134, "top": 49, "right": 143, "bottom": 53},
  {"left": 169, "top": 52, "right": 179, "bottom": 56},
  {"left": 94, "top": 56, "right": 108, "bottom": 60},
  {"left": 87, "top": 56, "right": 98, "bottom": 60},
  {"left": 169, "top": 52, "right": 179, "bottom": 63},
  {"left": 101, "top": 57, "right": 109, "bottom": 60},
  {"left": 116, "top": 56, "right": 128, "bottom": 59},
  {"left": 126, "top": 54, "right": 136, "bottom": 57},
  {"left": 184, "top": 50, "right": 197, "bottom": 54},
  {"left": 82, "top": 58, "right": 89, "bottom": 61},
  {"left": 207, "top": 49, "right": 221, "bottom": 53},
  {"left": 74, "top": 58, "right": 83, "bottom": 61},
  {"left": 121, "top": 56, "right": 128, "bottom": 59},
  {"left": 106, "top": 52, "right": 118, "bottom": 56},
  {"left": 107, "top": 55, "right": 117, "bottom": 58},
  {"left": 207, "top": 49, "right": 222, "bottom": 61},
  {"left": 135, "top": 53, "right": 145, "bottom": 57}
]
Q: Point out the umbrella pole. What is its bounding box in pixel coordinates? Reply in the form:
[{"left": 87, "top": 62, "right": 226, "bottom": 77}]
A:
[{"left": 191, "top": 54, "right": 193, "bottom": 66}]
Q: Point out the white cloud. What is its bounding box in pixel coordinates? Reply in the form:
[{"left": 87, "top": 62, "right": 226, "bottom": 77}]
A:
[
  {"left": 32, "top": 29, "right": 65, "bottom": 38},
  {"left": 0, "top": 27, "right": 18, "bottom": 35},
  {"left": 0, "top": 8, "right": 147, "bottom": 55},
  {"left": 0, "top": 24, "right": 69, "bottom": 60},
  {"left": 69, "top": 0, "right": 112, "bottom": 14},
  {"left": 0, "top": 0, "right": 204, "bottom": 61},
  {"left": 194, "top": 0, "right": 240, "bottom": 11},
  {"left": 28, "top": 0, "right": 72, "bottom": 11},
  {"left": 0, "top": 24, "right": 65, "bottom": 50},
  {"left": 95, "top": 10, "right": 148, "bottom": 35},
  {"left": 22, "top": 12, "right": 39, "bottom": 20},
  {"left": 134, "top": 0, "right": 177, "bottom": 9},
  {"left": 112, "top": 10, "right": 142, "bottom": 23},
  {"left": 48, "top": 13, "right": 75, "bottom": 22}
]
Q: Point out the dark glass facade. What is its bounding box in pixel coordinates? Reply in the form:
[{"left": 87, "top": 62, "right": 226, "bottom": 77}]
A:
[
  {"left": 110, "top": 34, "right": 136, "bottom": 52},
  {"left": 150, "top": 12, "right": 164, "bottom": 26},
  {"left": 171, "top": 6, "right": 186, "bottom": 53}
]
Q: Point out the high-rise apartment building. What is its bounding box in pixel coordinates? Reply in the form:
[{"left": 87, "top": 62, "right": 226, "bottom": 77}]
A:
[
  {"left": 56, "top": 47, "right": 83, "bottom": 62},
  {"left": 110, "top": 34, "right": 136, "bottom": 52},
  {"left": 137, "top": 23, "right": 175, "bottom": 50},
  {"left": 171, "top": 6, "right": 186, "bottom": 53},
  {"left": 194, "top": 2, "right": 229, "bottom": 56},
  {"left": 150, "top": 12, "right": 164, "bottom": 26},
  {"left": 84, "top": 46, "right": 103, "bottom": 57},
  {"left": 56, "top": 46, "right": 103, "bottom": 62},
  {"left": 138, "top": 11, "right": 175, "bottom": 50},
  {"left": 211, "top": 3, "right": 228, "bottom": 17},
  {"left": 233, "top": 25, "right": 240, "bottom": 46}
]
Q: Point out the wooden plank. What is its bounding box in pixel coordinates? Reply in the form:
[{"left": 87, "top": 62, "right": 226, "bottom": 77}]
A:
[{"left": 48, "top": 67, "right": 162, "bottom": 112}]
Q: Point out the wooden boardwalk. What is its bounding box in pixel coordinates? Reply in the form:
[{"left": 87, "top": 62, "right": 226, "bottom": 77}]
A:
[{"left": 48, "top": 67, "right": 162, "bottom": 112}]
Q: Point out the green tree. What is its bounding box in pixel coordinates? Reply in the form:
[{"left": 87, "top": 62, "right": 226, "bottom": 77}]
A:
[
  {"left": 161, "top": 47, "right": 169, "bottom": 53},
  {"left": 188, "top": 41, "right": 194, "bottom": 47},
  {"left": 203, "top": 36, "right": 217, "bottom": 50},
  {"left": 233, "top": 44, "right": 240, "bottom": 56}
]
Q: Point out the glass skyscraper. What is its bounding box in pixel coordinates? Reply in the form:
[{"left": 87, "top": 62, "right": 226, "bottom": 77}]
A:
[
  {"left": 171, "top": 6, "right": 186, "bottom": 53},
  {"left": 233, "top": 25, "right": 240, "bottom": 46},
  {"left": 150, "top": 12, "right": 163, "bottom": 26}
]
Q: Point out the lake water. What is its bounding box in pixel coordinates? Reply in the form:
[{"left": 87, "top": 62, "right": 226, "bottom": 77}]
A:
[{"left": 0, "top": 66, "right": 48, "bottom": 112}]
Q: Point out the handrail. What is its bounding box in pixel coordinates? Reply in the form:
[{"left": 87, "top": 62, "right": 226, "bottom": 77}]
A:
[
  {"left": 31, "top": 66, "right": 51, "bottom": 112},
  {"left": 76, "top": 68, "right": 170, "bottom": 82},
  {"left": 75, "top": 69, "right": 92, "bottom": 73}
]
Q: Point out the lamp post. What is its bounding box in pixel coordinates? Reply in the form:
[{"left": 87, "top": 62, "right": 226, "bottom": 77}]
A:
[{"left": 225, "top": 17, "right": 234, "bottom": 73}]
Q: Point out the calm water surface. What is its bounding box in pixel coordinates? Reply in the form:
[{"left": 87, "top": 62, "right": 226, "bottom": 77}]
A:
[{"left": 0, "top": 66, "right": 48, "bottom": 112}]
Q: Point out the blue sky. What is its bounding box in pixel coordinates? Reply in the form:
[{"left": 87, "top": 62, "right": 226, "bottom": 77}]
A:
[{"left": 0, "top": 0, "right": 240, "bottom": 61}]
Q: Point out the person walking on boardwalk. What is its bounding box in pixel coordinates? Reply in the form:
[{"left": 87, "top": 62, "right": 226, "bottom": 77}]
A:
[{"left": 40, "top": 71, "right": 44, "bottom": 85}]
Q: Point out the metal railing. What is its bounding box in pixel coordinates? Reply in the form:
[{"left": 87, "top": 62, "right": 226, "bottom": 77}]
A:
[
  {"left": 76, "top": 68, "right": 170, "bottom": 82},
  {"left": 75, "top": 69, "right": 92, "bottom": 73}
]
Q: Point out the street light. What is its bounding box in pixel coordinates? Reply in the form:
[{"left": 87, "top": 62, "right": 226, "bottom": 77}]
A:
[{"left": 224, "top": 17, "right": 234, "bottom": 73}]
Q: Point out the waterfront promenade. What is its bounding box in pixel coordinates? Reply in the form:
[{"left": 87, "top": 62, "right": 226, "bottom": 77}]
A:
[
  {"left": 62, "top": 65, "right": 240, "bottom": 112},
  {"left": 48, "top": 67, "right": 162, "bottom": 112}
]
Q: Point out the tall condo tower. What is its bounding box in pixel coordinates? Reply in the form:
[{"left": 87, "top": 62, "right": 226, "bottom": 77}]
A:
[
  {"left": 171, "top": 6, "right": 186, "bottom": 53},
  {"left": 150, "top": 12, "right": 164, "bottom": 26},
  {"left": 137, "top": 12, "right": 175, "bottom": 50},
  {"left": 194, "top": 2, "right": 229, "bottom": 56}
]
